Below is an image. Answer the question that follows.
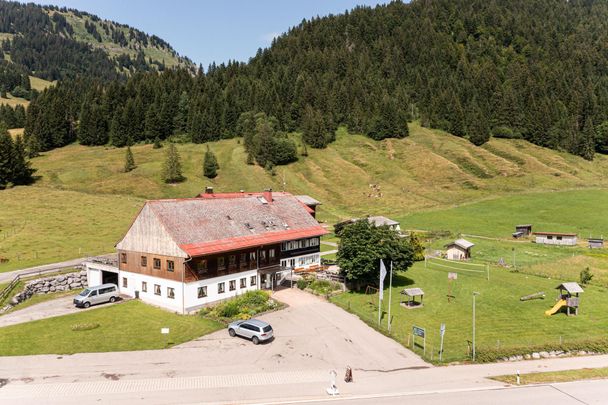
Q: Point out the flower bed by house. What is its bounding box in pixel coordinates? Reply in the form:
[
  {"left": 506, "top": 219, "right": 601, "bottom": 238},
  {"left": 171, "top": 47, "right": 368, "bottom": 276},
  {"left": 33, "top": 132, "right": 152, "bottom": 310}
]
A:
[
  {"left": 297, "top": 278, "right": 343, "bottom": 297},
  {"left": 200, "top": 290, "right": 282, "bottom": 321}
]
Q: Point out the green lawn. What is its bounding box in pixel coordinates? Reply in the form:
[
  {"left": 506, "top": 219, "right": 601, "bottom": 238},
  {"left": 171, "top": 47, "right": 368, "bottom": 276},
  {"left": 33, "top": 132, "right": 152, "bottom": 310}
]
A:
[
  {"left": 0, "top": 300, "right": 223, "bottom": 356},
  {"left": 400, "top": 189, "right": 608, "bottom": 239},
  {"left": 491, "top": 367, "right": 608, "bottom": 385},
  {"left": 331, "top": 262, "right": 608, "bottom": 363}
]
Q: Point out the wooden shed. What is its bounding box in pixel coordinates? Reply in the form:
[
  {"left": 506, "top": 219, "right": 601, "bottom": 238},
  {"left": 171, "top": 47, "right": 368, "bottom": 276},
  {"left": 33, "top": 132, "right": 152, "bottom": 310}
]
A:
[
  {"left": 445, "top": 239, "right": 474, "bottom": 260},
  {"left": 588, "top": 238, "right": 604, "bottom": 249},
  {"left": 515, "top": 224, "right": 533, "bottom": 236}
]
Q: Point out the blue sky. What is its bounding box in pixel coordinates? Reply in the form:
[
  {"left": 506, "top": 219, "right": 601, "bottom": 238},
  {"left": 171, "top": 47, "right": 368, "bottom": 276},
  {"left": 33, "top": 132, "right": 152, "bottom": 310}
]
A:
[{"left": 36, "top": 0, "right": 390, "bottom": 67}]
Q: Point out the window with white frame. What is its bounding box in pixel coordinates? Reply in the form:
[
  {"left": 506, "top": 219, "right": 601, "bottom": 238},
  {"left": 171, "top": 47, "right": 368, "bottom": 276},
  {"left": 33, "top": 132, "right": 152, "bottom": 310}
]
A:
[
  {"left": 167, "top": 287, "right": 175, "bottom": 299},
  {"left": 218, "top": 282, "right": 225, "bottom": 294},
  {"left": 229, "top": 280, "right": 236, "bottom": 291},
  {"left": 250, "top": 275, "right": 257, "bottom": 286},
  {"left": 154, "top": 284, "right": 161, "bottom": 296},
  {"left": 240, "top": 278, "right": 246, "bottom": 288},
  {"left": 198, "top": 286, "right": 207, "bottom": 298},
  {"left": 141, "top": 281, "right": 147, "bottom": 292}
]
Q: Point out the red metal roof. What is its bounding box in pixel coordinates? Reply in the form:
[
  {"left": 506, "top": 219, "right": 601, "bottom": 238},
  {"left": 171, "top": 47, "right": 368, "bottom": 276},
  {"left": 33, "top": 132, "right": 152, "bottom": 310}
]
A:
[
  {"left": 140, "top": 192, "right": 325, "bottom": 257},
  {"left": 180, "top": 226, "right": 328, "bottom": 256},
  {"left": 532, "top": 232, "right": 577, "bottom": 236}
]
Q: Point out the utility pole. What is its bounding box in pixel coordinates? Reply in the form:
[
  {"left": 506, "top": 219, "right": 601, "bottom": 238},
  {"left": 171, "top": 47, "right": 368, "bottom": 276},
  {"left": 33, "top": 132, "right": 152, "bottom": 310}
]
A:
[
  {"left": 472, "top": 291, "right": 480, "bottom": 361},
  {"left": 512, "top": 247, "right": 515, "bottom": 269}
]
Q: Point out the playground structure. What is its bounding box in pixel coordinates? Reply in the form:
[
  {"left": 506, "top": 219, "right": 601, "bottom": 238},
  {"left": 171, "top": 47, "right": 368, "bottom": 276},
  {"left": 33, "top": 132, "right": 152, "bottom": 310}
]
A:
[
  {"left": 545, "top": 282, "right": 584, "bottom": 316},
  {"left": 400, "top": 287, "right": 424, "bottom": 309}
]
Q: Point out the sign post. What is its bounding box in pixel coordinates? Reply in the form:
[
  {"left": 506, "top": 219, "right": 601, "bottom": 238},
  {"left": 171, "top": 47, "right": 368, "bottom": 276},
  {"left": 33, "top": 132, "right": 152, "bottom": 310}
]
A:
[
  {"left": 161, "top": 327, "right": 170, "bottom": 348},
  {"left": 412, "top": 326, "right": 426, "bottom": 355},
  {"left": 439, "top": 323, "right": 446, "bottom": 362},
  {"left": 448, "top": 272, "right": 457, "bottom": 302}
]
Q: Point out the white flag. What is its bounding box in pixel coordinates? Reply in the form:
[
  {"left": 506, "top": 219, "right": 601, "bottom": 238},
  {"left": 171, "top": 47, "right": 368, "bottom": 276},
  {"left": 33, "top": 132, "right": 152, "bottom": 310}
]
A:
[{"left": 379, "top": 259, "right": 387, "bottom": 301}]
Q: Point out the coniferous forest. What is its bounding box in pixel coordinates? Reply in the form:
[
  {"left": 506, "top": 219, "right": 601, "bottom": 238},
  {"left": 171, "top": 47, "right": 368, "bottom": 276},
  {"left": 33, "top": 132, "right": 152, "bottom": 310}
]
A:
[{"left": 7, "top": 0, "right": 608, "bottom": 165}]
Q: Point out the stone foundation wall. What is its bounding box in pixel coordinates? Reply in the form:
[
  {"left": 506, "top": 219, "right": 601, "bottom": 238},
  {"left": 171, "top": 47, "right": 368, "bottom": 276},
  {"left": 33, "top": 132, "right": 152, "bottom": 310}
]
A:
[{"left": 10, "top": 270, "right": 87, "bottom": 305}]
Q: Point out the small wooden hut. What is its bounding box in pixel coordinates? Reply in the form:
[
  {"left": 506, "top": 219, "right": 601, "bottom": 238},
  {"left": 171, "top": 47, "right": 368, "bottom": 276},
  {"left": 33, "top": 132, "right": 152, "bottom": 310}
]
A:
[
  {"left": 445, "top": 239, "right": 474, "bottom": 260},
  {"left": 588, "top": 238, "right": 604, "bottom": 249},
  {"left": 515, "top": 224, "right": 533, "bottom": 236},
  {"left": 400, "top": 287, "right": 424, "bottom": 309}
]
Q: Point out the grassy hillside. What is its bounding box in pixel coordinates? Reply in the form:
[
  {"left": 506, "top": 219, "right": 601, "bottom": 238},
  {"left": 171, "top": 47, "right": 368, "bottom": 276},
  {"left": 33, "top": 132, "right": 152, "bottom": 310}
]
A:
[
  {"left": 30, "top": 123, "right": 608, "bottom": 220},
  {"left": 0, "top": 76, "right": 54, "bottom": 107},
  {"left": 53, "top": 10, "right": 189, "bottom": 70},
  {"left": 2, "top": 123, "right": 608, "bottom": 272}
]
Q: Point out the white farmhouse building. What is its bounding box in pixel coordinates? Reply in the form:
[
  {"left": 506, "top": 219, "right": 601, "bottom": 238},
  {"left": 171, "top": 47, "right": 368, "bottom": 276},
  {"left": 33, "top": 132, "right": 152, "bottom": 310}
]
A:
[{"left": 84, "top": 190, "right": 327, "bottom": 313}]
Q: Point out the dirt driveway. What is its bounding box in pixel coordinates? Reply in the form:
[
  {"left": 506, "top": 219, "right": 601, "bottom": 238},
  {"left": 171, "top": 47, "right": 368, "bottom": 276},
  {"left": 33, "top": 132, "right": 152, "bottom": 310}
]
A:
[{"left": 178, "top": 287, "right": 427, "bottom": 372}]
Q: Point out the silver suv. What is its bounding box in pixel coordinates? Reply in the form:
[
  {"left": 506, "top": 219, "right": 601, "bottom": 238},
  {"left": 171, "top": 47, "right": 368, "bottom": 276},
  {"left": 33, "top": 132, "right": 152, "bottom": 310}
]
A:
[
  {"left": 228, "top": 319, "right": 273, "bottom": 344},
  {"left": 74, "top": 283, "right": 118, "bottom": 308}
]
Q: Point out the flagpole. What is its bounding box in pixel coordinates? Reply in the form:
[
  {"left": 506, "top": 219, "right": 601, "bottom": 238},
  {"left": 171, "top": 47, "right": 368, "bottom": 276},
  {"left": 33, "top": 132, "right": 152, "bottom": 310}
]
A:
[
  {"left": 388, "top": 261, "right": 393, "bottom": 332},
  {"left": 378, "top": 259, "right": 382, "bottom": 325}
]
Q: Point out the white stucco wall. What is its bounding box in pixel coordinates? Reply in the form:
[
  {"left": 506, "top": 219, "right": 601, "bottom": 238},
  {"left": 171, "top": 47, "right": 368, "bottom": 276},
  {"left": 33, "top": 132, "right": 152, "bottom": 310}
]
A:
[
  {"left": 84, "top": 261, "right": 118, "bottom": 287},
  {"left": 184, "top": 269, "right": 259, "bottom": 312},
  {"left": 118, "top": 269, "right": 260, "bottom": 313},
  {"left": 446, "top": 246, "right": 467, "bottom": 260},
  {"left": 535, "top": 235, "right": 577, "bottom": 246}
]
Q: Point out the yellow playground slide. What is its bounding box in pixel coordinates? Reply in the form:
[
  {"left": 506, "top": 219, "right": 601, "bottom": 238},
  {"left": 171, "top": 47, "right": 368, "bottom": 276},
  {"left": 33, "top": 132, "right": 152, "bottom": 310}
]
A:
[{"left": 545, "top": 299, "right": 567, "bottom": 316}]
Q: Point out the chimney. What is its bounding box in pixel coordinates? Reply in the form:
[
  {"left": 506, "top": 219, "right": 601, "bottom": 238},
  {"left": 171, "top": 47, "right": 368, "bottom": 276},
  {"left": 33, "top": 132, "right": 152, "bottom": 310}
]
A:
[
  {"left": 263, "top": 188, "right": 273, "bottom": 203},
  {"left": 205, "top": 186, "right": 214, "bottom": 194}
]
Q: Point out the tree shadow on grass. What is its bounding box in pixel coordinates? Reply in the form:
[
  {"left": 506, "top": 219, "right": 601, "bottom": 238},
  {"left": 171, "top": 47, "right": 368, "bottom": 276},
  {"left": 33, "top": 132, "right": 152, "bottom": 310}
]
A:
[{"left": 391, "top": 273, "right": 416, "bottom": 288}]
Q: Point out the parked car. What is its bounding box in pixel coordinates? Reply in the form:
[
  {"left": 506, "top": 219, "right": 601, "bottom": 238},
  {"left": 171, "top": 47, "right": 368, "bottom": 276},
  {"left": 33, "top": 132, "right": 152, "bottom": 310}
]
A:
[
  {"left": 227, "top": 319, "right": 273, "bottom": 344},
  {"left": 74, "top": 283, "right": 118, "bottom": 308}
]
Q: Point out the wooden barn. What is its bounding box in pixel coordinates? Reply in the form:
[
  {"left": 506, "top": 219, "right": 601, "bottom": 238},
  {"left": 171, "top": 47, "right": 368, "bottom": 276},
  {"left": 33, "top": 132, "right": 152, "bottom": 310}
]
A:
[
  {"left": 533, "top": 232, "right": 577, "bottom": 246},
  {"left": 445, "top": 239, "right": 474, "bottom": 260},
  {"left": 513, "top": 224, "right": 532, "bottom": 238}
]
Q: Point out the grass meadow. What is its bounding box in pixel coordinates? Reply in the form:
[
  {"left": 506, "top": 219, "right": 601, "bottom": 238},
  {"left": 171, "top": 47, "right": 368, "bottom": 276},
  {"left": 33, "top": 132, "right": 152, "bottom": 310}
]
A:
[
  {"left": 0, "top": 300, "right": 223, "bottom": 356},
  {"left": 3, "top": 123, "right": 608, "bottom": 274},
  {"left": 332, "top": 261, "right": 608, "bottom": 363}
]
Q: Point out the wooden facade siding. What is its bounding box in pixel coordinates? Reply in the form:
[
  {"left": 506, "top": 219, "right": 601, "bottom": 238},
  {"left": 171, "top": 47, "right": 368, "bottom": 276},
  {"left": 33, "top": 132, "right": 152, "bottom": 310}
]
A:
[
  {"left": 117, "top": 250, "right": 193, "bottom": 282},
  {"left": 186, "top": 244, "right": 281, "bottom": 281}
]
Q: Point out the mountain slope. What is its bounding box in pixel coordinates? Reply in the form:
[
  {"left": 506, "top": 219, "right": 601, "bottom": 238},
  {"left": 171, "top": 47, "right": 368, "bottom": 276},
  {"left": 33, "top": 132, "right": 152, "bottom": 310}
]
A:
[
  {"left": 0, "top": 1, "right": 193, "bottom": 85},
  {"left": 21, "top": 0, "right": 608, "bottom": 162}
]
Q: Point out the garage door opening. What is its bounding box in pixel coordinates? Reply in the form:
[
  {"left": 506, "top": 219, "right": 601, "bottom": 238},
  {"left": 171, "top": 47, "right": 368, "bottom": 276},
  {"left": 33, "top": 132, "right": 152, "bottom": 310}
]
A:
[{"left": 102, "top": 270, "right": 118, "bottom": 285}]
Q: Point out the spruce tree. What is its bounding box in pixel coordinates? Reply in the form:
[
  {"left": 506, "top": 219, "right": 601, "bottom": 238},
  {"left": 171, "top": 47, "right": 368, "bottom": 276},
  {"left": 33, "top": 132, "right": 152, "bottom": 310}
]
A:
[
  {"left": 161, "top": 143, "right": 183, "bottom": 183},
  {"left": 0, "top": 123, "right": 13, "bottom": 188},
  {"left": 467, "top": 104, "right": 491, "bottom": 146},
  {"left": 124, "top": 146, "right": 136, "bottom": 172},
  {"left": 11, "top": 135, "right": 35, "bottom": 185},
  {"left": 153, "top": 136, "right": 162, "bottom": 149},
  {"left": 301, "top": 106, "right": 331, "bottom": 148},
  {"left": 579, "top": 116, "right": 596, "bottom": 161},
  {"left": 203, "top": 145, "right": 219, "bottom": 178},
  {"left": 109, "top": 108, "right": 128, "bottom": 147}
]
